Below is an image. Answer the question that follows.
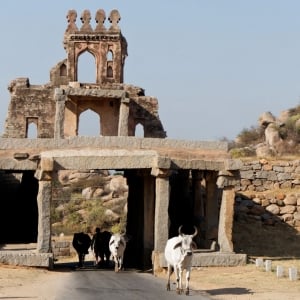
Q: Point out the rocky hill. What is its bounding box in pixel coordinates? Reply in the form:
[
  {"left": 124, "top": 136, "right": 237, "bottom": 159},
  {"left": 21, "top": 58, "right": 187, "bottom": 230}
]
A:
[
  {"left": 51, "top": 170, "right": 128, "bottom": 235},
  {"left": 231, "top": 104, "right": 300, "bottom": 157}
]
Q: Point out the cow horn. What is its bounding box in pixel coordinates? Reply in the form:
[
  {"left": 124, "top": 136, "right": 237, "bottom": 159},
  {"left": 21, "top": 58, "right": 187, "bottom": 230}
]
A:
[
  {"left": 192, "top": 226, "right": 198, "bottom": 238},
  {"left": 178, "top": 225, "right": 198, "bottom": 237},
  {"left": 178, "top": 225, "right": 183, "bottom": 235}
]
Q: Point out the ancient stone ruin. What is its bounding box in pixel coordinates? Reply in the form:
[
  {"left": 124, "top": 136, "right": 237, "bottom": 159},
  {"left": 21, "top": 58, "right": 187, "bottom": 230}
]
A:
[{"left": 0, "top": 8, "right": 245, "bottom": 270}]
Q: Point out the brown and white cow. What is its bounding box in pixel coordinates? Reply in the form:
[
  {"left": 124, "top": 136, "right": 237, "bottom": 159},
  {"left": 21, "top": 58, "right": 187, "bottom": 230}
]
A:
[{"left": 109, "top": 233, "right": 128, "bottom": 272}]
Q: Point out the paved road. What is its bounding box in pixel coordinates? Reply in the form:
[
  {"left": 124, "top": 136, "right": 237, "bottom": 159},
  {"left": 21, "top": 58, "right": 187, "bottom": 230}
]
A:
[{"left": 54, "top": 263, "right": 212, "bottom": 300}]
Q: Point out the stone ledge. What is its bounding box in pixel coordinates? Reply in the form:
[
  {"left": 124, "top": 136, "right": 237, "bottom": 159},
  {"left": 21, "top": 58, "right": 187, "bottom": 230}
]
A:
[
  {"left": 0, "top": 137, "right": 228, "bottom": 151},
  {"left": 158, "top": 251, "right": 247, "bottom": 268},
  {"left": 0, "top": 251, "right": 54, "bottom": 269}
]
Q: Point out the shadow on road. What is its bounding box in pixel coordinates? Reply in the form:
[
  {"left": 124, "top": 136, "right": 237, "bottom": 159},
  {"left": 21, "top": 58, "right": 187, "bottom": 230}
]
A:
[{"left": 205, "top": 287, "right": 253, "bottom": 297}]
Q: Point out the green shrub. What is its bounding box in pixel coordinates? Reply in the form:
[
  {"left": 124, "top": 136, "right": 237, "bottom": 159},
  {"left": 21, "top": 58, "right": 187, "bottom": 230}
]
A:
[
  {"left": 235, "top": 126, "right": 264, "bottom": 147},
  {"left": 66, "top": 212, "right": 83, "bottom": 227},
  {"left": 229, "top": 147, "right": 256, "bottom": 158},
  {"left": 51, "top": 207, "right": 63, "bottom": 223},
  {"left": 86, "top": 204, "right": 106, "bottom": 228}
]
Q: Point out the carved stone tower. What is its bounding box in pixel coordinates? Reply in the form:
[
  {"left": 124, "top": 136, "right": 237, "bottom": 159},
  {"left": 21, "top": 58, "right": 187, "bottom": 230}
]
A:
[
  {"left": 3, "top": 8, "right": 166, "bottom": 139},
  {"left": 63, "top": 9, "right": 127, "bottom": 84}
]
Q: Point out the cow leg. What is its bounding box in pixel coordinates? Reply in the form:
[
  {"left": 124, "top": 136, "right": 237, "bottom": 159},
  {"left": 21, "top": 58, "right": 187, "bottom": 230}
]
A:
[
  {"left": 178, "top": 267, "right": 184, "bottom": 294},
  {"left": 99, "top": 250, "right": 105, "bottom": 267},
  {"left": 185, "top": 267, "right": 191, "bottom": 295},
  {"left": 104, "top": 250, "right": 110, "bottom": 267},
  {"left": 166, "top": 264, "right": 172, "bottom": 291},
  {"left": 119, "top": 256, "right": 123, "bottom": 271},
  {"left": 78, "top": 252, "right": 84, "bottom": 268},
  {"left": 93, "top": 251, "right": 98, "bottom": 265},
  {"left": 117, "top": 257, "right": 122, "bottom": 271},
  {"left": 114, "top": 257, "right": 119, "bottom": 272},
  {"left": 81, "top": 253, "right": 86, "bottom": 268},
  {"left": 174, "top": 266, "right": 181, "bottom": 294},
  {"left": 93, "top": 246, "right": 99, "bottom": 266}
]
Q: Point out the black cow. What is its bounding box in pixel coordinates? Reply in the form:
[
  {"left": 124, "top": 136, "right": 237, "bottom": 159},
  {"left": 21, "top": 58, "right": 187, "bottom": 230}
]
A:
[
  {"left": 91, "top": 228, "right": 112, "bottom": 268},
  {"left": 72, "top": 232, "right": 92, "bottom": 268}
]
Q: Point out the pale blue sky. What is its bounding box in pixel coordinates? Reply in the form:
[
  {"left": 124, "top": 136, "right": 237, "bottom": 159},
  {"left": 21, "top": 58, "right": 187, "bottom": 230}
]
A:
[{"left": 1, "top": 1, "right": 300, "bottom": 141}]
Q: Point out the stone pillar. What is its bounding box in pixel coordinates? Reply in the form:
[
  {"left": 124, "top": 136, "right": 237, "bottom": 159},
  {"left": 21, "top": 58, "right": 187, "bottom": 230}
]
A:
[
  {"left": 54, "top": 88, "right": 66, "bottom": 139},
  {"left": 67, "top": 46, "right": 76, "bottom": 82},
  {"left": 35, "top": 158, "right": 54, "bottom": 253},
  {"left": 36, "top": 179, "right": 52, "bottom": 253},
  {"left": 118, "top": 97, "right": 130, "bottom": 136},
  {"left": 151, "top": 168, "right": 170, "bottom": 273},
  {"left": 192, "top": 170, "right": 204, "bottom": 246},
  {"left": 218, "top": 186, "right": 235, "bottom": 253},
  {"left": 143, "top": 174, "right": 155, "bottom": 268},
  {"left": 205, "top": 172, "right": 220, "bottom": 243},
  {"left": 152, "top": 169, "right": 170, "bottom": 251}
]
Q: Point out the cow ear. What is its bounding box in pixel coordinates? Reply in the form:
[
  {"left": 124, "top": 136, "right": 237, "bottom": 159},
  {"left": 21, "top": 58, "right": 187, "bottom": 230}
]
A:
[
  {"left": 123, "top": 234, "right": 131, "bottom": 242},
  {"left": 192, "top": 242, "right": 197, "bottom": 250},
  {"left": 173, "top": 242, "right": 182, "bottom": 250}
]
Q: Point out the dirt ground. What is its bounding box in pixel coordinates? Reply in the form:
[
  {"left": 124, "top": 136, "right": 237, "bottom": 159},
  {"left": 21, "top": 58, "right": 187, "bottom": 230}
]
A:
[
  {"left": 0, "top": 258, "right": 300, "bottom": 300},
  {"left": 2, "top": 206, "right": 300, "bottom": 300},
  {"left": 155, "top": 258, "right": 300, "bottom": 300}
]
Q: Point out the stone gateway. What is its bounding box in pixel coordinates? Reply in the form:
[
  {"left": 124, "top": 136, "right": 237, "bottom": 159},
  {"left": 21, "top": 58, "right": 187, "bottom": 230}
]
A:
[{"left": 0, "top": 8, "right": 246, "bottom": 270}]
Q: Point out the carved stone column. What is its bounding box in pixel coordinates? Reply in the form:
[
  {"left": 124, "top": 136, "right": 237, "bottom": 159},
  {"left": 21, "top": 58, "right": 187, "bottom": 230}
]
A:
[
  {"left": 216, "top": 171, "right": 240, "bottom": 253},
  {"left": 35, "top": 158, "right": 54, "bottom": 253},
  {"left": 191, "top": 170, "right": 204, "bottom": 247},
  {"left": 217, "top": 186, "right": 235, "bottom": 253},
  {"left": 205, "top": 171, "right": 220, "bottom": 243},
  {"left": 143, "top": 173, "right": 155, "bottom": 268},
  {"left": 151, "top": 167, "right": 170, "bottom": 272},
  {"left": 54, "top": 88, "right": 66, "bottom": 139},
  {"left": 152, "top": 168, "right": 170, "bottom": 252},
  {"left": 118, "top": 96, "right": 130, "bottom": 136},
  {"left": 36, "top": 180, "right": 52, "bottom": 253}
]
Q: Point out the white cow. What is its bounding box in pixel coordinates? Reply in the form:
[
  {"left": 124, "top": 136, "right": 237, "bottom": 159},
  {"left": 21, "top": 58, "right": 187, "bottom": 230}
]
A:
[
  {"left": 109, "top": 233, "right": 128, "bottom": 272},
  {"left": 164, "top": 226, "right": 198, "bottom": 295}
]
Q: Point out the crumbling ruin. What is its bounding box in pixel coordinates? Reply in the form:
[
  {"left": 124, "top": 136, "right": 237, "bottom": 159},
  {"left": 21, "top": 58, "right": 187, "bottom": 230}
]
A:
[{"left": 0, "top": 8, "right": 245, "bottom": 270}]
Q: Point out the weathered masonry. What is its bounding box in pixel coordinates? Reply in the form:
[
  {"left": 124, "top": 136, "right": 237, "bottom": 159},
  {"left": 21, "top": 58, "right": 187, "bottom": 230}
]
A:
[{"left": 0, "top": 8, "right": 246, "bottom": 269}]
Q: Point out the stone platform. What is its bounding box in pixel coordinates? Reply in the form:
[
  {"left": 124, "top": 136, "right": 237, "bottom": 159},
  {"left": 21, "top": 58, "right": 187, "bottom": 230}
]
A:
[
  {"left": 0, "top": 251, "right": 53, "bottom": 268},
  {"left": 158, "top": 251, "right": 247, "bottom": 268}
]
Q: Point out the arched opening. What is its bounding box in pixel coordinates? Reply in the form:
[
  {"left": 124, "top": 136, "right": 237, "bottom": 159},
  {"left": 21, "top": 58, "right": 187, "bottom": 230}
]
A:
[
  {"left": 135, "top": 123, "right": 144, "bottom": 137},
  {"left": 107, "top": 66, "right": 114, "bottom": 78},
  {"left": 107, "top": 65, "right": 113, "bottom": 78},
  {"left": 78, "top": 51, "right": 96, "bottom": 83},
  {"left": 60, "top": 63, "right": 67, "bottom": 76},
  {"left": 78, "top": 109, "right": 101, "bottom": 136},
  {"left": 107, "top": 50, "right": 113, "bottom": 61},
  {"left": 106, "top": 50, "right": 113, "bottom": 78},
  {"left": 26, "top": 118, "right": 38, "bottom": 138}
]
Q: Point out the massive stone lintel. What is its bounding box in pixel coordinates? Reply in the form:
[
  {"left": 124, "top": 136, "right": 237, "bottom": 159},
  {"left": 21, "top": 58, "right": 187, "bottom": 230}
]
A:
[{"left": 63, "top": 87, "right": 126, "bottom": 99}]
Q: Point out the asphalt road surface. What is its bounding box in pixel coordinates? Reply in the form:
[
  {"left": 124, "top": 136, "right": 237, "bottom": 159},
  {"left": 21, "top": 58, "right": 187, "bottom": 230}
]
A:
[{"left": 54, "top": 262, "right": 212, "bottom": 300}]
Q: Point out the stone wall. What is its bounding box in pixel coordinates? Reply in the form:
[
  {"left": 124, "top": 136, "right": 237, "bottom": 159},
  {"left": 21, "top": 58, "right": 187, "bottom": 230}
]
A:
[
  {"left": 3, "top": 80, "right": 55, "bottom": 138},
  {"left": 52, "top": 240, "right": 71, "bottom": 258},
  {"left": 234, "top": 159, "right": 300, "bottom": 231},
  {"left": 236, "top": 159, "right": 300, "bottom": 191}
]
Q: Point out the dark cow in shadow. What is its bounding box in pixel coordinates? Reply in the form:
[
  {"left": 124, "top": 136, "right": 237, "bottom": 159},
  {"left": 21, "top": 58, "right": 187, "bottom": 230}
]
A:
[
  {"left": 72, "top": 232, "right": 92, "bottom": 268},
  {"left": 91, "top": 228, "right": 112, "bottom": 268}
]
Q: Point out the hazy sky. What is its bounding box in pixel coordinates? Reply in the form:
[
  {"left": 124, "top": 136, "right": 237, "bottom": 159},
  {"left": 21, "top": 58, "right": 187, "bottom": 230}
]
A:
[{"left": 1, "top": 1, "right": 300, "bottom": 141}]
